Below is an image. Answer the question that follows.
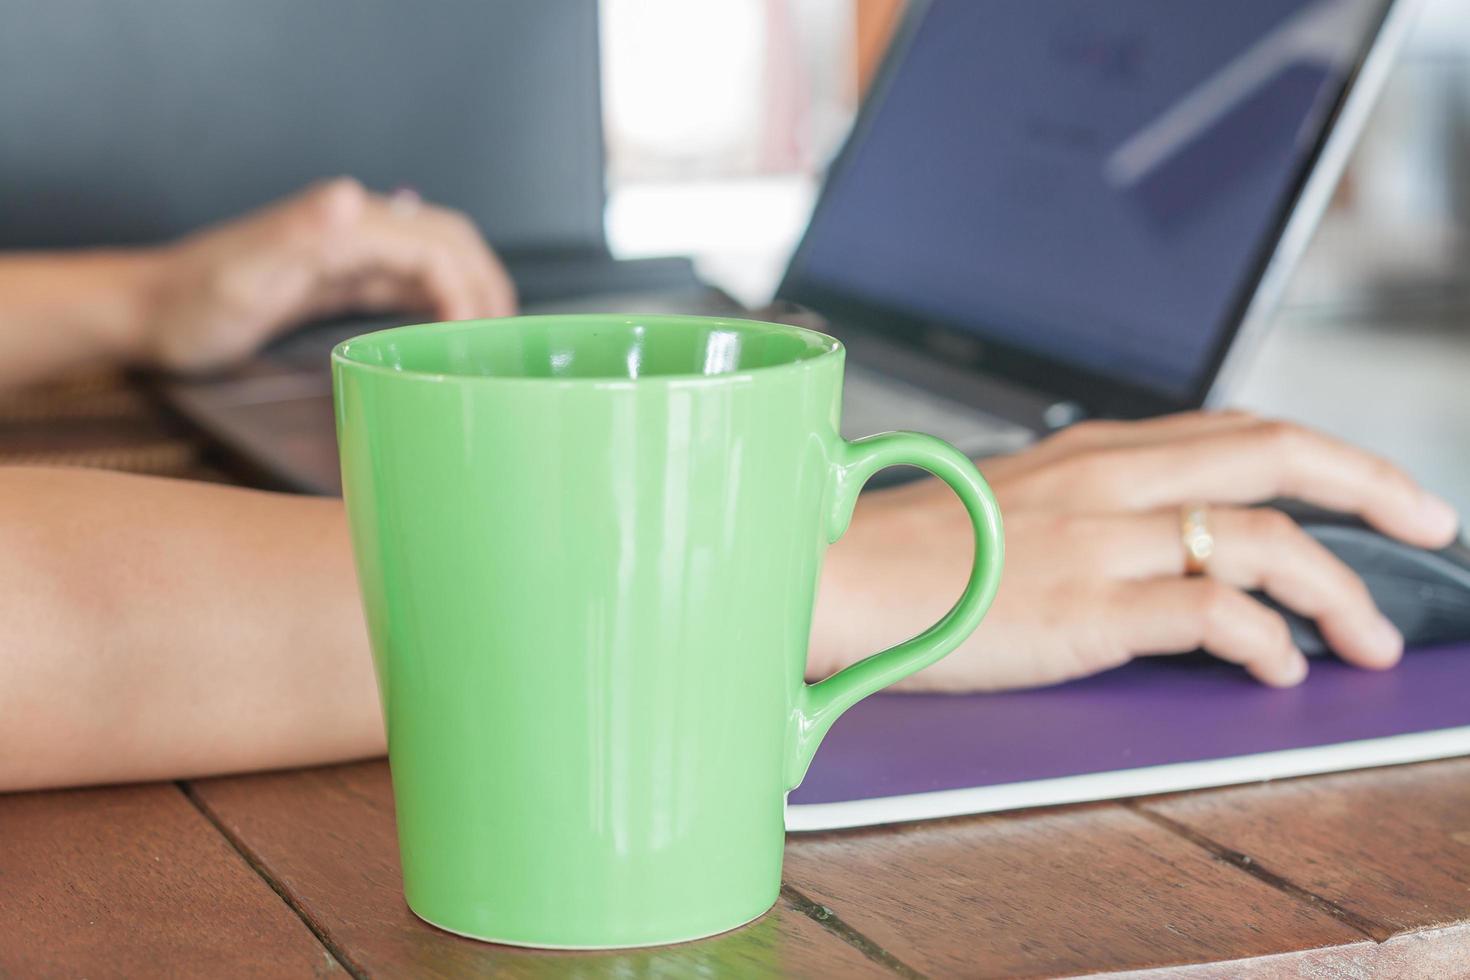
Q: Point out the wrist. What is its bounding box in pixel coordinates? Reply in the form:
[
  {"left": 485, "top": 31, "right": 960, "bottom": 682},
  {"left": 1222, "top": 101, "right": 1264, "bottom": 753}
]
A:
[
  {"left": 808, "top": 490, "right": 905, "bottom": 681},
  {"left": 49, "top": 246, "right": 172, "bottom": 370},
  {"left": 100, "top": 246, "right": 170, "bottom": 367},
  {"left": 809, "top": 552, "right": 860, "bottom": 683}
]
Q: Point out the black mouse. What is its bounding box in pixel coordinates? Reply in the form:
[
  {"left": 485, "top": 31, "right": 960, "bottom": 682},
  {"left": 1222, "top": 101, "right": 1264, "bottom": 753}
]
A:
[{"left": 1253, "top": 500, "right": 1470, "bottom": 657}]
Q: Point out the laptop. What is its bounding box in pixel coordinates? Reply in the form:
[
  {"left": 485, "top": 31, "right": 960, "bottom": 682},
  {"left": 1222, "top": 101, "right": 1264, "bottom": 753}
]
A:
[{"left": 8, "top": 0, "right": 1414, "bottom": 493}]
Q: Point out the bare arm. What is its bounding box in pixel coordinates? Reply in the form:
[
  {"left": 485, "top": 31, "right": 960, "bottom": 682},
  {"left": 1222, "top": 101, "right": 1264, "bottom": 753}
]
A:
[
  {"left": 814, "top": 412, "right": 1459, "bottom": 691},
  {"left": 0, "top": 467, "right": 380, "bottom": 791},
  {"left": 0, "top": 178, "right": 515, "bottom": 390},
  {"left": 0, "top": 250, "right": 160, "bottom": 389},
  {"left": 2, "top": 415, "right": 1456, "bottom": 792}
]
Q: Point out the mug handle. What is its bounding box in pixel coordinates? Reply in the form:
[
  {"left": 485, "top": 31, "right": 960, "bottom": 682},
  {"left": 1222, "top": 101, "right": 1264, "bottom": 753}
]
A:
[{"left": 786, "top": 432, "right": 1005, "bottom": 789}]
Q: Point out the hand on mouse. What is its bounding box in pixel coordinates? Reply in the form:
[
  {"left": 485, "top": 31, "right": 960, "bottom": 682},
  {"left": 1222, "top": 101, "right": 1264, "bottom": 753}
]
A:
[
  {"left": 129, "top": 178, "right": 517, "bottom": 373},
  {"left": 812, "top": 411, "right": 1461, "bottom": 690}
]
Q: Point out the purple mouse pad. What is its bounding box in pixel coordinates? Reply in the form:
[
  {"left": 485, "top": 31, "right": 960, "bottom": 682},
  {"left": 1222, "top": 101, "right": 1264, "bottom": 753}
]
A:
[{"left": 787, "top": 643, "right": 1470, "bottom": 830}]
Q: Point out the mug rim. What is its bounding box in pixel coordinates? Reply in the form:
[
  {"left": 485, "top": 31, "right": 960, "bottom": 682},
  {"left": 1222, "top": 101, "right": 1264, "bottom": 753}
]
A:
[{"left": 330, "top": 313, "right": 845, "bottom": 388}]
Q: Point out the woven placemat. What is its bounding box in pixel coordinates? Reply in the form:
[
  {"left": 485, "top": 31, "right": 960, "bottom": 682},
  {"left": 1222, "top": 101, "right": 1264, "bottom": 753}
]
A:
[
  {"left": 0, "top": 371, "right": 228, "bottom": 482},
  {"left": 0, "top": 371, "right": 154, "bottom": 425}
]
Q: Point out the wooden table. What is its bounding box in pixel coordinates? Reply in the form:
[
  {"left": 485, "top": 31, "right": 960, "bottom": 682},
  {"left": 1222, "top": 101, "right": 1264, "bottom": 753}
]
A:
[{"left": 4, "top": 372, "right": 1470, "bottom": 978}]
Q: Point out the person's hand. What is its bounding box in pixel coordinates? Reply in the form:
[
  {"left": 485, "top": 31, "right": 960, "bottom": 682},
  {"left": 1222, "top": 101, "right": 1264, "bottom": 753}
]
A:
[
  {"left": 812, "top": 411, "right": 1460, "bottom": 690},
  {"left": 133, "top": 178, "right": 516, "bottom": 373}
]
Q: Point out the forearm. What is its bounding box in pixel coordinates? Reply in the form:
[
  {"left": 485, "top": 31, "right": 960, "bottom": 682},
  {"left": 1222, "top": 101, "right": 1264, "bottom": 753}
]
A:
[
  {"left": 0, "top": 468, "right": 381, "bottom": 791},
  {"left": 0, "top": 251, "right": 156, "bottom": 388}
]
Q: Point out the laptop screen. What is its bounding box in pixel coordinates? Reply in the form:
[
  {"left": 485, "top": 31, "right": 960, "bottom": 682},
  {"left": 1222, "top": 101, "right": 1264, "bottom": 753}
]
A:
[{"left": 781, "top": 0, "right": 1390, "bottom": 406}]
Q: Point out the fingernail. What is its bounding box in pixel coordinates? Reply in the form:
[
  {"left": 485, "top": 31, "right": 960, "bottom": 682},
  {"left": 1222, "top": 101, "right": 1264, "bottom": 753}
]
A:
[
  {"left": 1278, "top": 653, "right": 1309, "bottom": 687},
  {"left": 1420, "top": 492, "right": 1459, "bottom": 540},
  {"left": 1367, "top": 615, "right": 1404, "bottom": 663}
]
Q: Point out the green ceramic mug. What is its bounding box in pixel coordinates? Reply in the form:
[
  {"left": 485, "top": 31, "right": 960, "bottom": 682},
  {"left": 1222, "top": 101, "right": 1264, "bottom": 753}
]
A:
[{"left": 332, "top": 314, "right": 1003, "bottom": 948}]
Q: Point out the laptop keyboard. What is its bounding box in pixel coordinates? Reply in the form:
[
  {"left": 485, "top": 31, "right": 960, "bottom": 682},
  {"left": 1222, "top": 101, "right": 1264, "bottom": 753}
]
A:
[
  {"left": 528, "top": 293, "right": 1032, "bottom": 459},
  {"left": 248, "top": 308, "right": 1032, "bottom": 482},
  {"left": 841, "top": 362, "right": 1032, "bottom": 458},
  {"left": 262, "top": 316, "right": 407, "bottom": 370}
]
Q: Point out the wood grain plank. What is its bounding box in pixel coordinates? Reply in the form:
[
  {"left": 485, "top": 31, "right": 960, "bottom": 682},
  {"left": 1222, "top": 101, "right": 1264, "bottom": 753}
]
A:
[
  {"left": 0, "top": 782, "right": 339, "bottom": 978},
  {"left": 1138, "top": 757, "right": 1470, "bottom": 941},
  {"left": 189, "top": 761, "right": 895, "bottom": 979},
  {"left": 782, "top": 803, "right": 1365, "bottom": 978},
  {"left": 0, "top": 371, "right": 211, "bottom": 479},
  {"left": 1104, "top": 922, "right": 1470, "bottom": 979},
  {"left": 0, "top": 370, "right": 153, "bottom": 425}
]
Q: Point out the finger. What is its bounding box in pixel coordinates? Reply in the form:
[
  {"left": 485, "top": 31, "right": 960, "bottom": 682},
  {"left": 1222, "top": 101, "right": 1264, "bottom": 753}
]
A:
[
  {"left": 1211, "top": 508, "right": 1404, "bottom": 669},
  {"left": 302, "top": 273, "right": 403, "bottom": 319},
  {"left": 362, "top": 196, "right": 516, "bottom": 319},
  {"left": 262, "top": 177, "right": 370, "bottom": 246},
  {"left": 236, "top": 178, "right": 480, "bottom": 321},
  {"left": 999, "top": 410, "right": 1264, "bottom": 476},
  {"left": 339, "top": 210, "right": 481, "bottom": 320},
  {"left": 1111, "top": 577, "right": 1308, "bottom": 687},
  {"left": 1078, "top": 421, "right": 1458, "bottom": 548},
  {"left": 1098, "top": 507, "right": 1403, "bottom": 669},
  {"left": 419, "top": 205, "right": 517, "bottom": 317},
  {"left": 1055, "top": 410, "right": 1262, "bottom": 453},
  {"left": 410, "top": 242, "right": 478, "bottom": 321}
]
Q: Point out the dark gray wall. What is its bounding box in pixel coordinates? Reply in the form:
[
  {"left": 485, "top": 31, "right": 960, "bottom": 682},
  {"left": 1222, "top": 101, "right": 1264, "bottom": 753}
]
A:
[{"left": 0, "top": 0, "right": 606, "bottom": 251}]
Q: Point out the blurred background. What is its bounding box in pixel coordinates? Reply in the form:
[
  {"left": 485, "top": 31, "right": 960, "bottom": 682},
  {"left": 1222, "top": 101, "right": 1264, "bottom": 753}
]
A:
[
  {"left": 3, "top": 0, "right": 1466, "bottom": 504},
  {"left": 604, "top": 0, "right": 1470, "bottom": 306},
  {"left": 603, "top": 0, "right": 1470, "bottom": 509}
]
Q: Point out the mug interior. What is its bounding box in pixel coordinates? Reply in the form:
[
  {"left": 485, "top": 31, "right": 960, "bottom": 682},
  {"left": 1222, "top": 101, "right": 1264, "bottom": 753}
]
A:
[{"left": 333, "top": 314, "right": 840, "bottom": 382}]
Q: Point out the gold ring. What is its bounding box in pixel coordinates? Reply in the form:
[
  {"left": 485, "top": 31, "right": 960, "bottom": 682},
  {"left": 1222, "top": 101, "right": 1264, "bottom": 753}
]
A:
[{"left": 1180, "top": 504, "right": 1213, "bottom": 575}]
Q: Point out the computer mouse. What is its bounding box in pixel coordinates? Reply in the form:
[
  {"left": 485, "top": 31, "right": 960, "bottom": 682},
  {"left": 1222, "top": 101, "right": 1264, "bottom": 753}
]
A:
[{"left": 1253, "top": 500, "right": 1470, "bottom": 657}]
